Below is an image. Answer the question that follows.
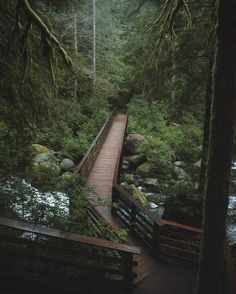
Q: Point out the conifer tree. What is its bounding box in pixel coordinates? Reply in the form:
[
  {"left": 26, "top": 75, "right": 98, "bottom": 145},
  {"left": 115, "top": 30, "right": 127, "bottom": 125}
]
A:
[{"left": 196, "top": 0, "right": 236, "bottom": 293}]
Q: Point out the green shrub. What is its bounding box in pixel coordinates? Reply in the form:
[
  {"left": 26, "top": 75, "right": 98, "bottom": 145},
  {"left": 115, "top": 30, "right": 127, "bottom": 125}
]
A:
[{"left": 128, "top": 96, "right": 202, "bottom": 168}]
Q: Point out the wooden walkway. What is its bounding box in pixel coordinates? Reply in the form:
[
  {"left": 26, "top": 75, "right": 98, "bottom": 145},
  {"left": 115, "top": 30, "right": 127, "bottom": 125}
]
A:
[
  {"left": 87, "top": 113, "right": 157, "bottom": 283},
  {"left": 86, "top": 112, "right": 199, "bottom": 293}
]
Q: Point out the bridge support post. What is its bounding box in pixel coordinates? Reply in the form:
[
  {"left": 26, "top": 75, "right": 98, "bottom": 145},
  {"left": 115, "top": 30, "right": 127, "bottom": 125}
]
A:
[
  {"left": 130, "top": 204, "right": 137, "bottom": 234},
  {"left": 123, "top": 252, "right": 135, "bottom": 291},
  {"left": 152, "top": 223, "right": 161, "bottom": 258}
]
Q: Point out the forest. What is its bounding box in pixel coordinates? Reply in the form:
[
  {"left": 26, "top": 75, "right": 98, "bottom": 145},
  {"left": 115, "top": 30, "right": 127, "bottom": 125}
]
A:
[{"left": 0, "top": 0, "right": 235, "bottom": 294}]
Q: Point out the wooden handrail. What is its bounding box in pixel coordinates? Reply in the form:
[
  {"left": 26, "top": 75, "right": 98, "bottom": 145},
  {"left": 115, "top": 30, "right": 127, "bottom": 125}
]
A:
[
  {"left": 74, "top": 108, "right": 118, "bottom": 184},
  {"left": 113, "top": 183, "right": 162, "bottom": 226},
  {"left": 0, "top": 216, "right": 140, "bottom": 291},
  {"left": 113, "top": 109, "right": 128, "bottom": 185},
  {"left": 112, "top": 184, "right": 202, "bottom": 262},
  {"left": 0, "top": 216, "right": 140, "bottom": 255},
  {"left": 112, "top": 183, "right": 236, "bottom": 292},
  {"left": 161, "top": 219, "right": 203, "bottom": 234}
]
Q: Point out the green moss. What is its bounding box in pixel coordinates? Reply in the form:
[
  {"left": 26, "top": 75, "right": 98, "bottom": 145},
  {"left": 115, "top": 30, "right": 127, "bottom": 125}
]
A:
[{"left": 129, "top": 184, "right": 149, "bottom": 206}]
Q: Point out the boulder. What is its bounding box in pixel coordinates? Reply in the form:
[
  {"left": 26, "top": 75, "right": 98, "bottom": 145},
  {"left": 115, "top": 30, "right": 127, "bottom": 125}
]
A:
[
  {"left": 129, "top": 154, "right": 147, "bottom": 169},
  {"left": 173, "top": 161, "right": 186, "bottom": 168},
  {"left": 136, "top": 162, "right": 158, "bottom": 177},
  {"left": 143, "top": 177, "right": 160, "bottom": 192},
  {"left": 129, "top": 184, "right": 149, "bottom": 206},
  {"left": 172, "top": 166, "right": 189, "bottom": 180},
  {"left": 57, "top": 172, "right": 74, "bottom": 188},
  {"left": 31, "top": 153, "right": 61, "bottom": 181},
  {"left": 121, "top": 158, "right": 130, "bottom": 171},
  {"left": 145, "top": 191, "right": 166, "bottom": 205},
  {"left": 60, "top": 159, "right": 75, "bottom": 171},
  {"left": 32, "top": 144, "right": 49, "bottom": 156},
  {"left": 194, "top": 160, "right": 202, "bottom": 169},
  {"left": 149, "top": 202, "right": 158, "bottom": 209},
  {"left": 125, "top": 134, "right": 145, "bottom": 155},
  {"left": 124, "top": 174, "right": 135, "bottom": 185},
  {"left": 60, "top": 171, "right": 73, "bottom": 180},
  {"left": 120, "top": 182, "right": 130, "bottom": 191}
]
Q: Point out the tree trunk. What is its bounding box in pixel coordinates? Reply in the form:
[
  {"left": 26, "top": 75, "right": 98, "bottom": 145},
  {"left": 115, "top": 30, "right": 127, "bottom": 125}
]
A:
[
  {"left": 74, "top": 12, "right": 78, "bottom": 99},
  {"left": 93, "top": 0, "right": 96, "bottom": 86},
  {"left": 198, "top": 56, "right": 213, "bottom": 194},
  {"left": 196, "top": 0, "right": 236, "bottom": 293}
]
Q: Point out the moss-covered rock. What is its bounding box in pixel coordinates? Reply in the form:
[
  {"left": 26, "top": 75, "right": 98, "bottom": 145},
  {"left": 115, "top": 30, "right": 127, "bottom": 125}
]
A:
[
  {"left": 124, "top": 174, "right": 135, "bottom": 184},
  {"left": 172, "top": 166, "right": 189, "bottom": 181},
  {"left": 129, "top": 154, "right": 147, "bottom": 169},
  {"left": 32, "top": 144, "right": 49, "bottom": 156},
  {"left": 136, "top": 162, "right": 158, "bottom": 177},
  {"left": 60, "top": 171, "right": 73, "bottom": 180},
  {"left": 31, "top": 153, "right": 60, "bottom": 183},
  {"left": 129, "top": 184, "right": 149, "bottom": 206},
  {"left": 125, "top": 134, "right": 145, "bottom": 155},
  {"left": 143, "top": 177, "right": 160, "bottom": 192}
]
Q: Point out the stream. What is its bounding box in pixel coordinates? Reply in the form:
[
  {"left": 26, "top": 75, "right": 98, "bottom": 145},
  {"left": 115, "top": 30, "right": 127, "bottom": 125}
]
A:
[
  {"left": 121, "top": 160, "right": 236, "bottom": 245},
  {"left": 0, "top": 160, "right": 236, "bottom": 245},
  {"left": 0, "top": 177, "right": 69, "bottom": 225}
]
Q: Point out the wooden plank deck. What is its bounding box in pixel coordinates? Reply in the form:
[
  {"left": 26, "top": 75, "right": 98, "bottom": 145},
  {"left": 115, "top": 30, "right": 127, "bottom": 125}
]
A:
[{"left": 87, "top": 113, "right": 157, "bottom": 283}]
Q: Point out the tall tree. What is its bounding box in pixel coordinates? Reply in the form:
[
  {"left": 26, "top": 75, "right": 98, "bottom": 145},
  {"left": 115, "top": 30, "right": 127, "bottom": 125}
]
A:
[
  {"left": 196, "top": 0, "right": 236, "bottom": 293},
  {"left": 198, "top": 56, "right": 214, "bottom": 193}
]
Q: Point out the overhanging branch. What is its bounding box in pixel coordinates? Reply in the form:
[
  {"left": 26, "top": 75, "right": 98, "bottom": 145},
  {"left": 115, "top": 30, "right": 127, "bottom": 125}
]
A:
[{"left": 9, "top": 0, "right": 78, "bottom": 83}]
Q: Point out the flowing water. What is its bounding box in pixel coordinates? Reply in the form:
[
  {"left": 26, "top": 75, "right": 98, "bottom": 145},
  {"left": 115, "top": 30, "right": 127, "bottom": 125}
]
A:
[
  {"left": 1, "top": 160, "right": 236, "bottom": 244},
  {"left": 133, "top": 161, "right": 236, "bottom": 245},
  {"left": 1, "top": 177, "right": 69, "bottom": 224}
]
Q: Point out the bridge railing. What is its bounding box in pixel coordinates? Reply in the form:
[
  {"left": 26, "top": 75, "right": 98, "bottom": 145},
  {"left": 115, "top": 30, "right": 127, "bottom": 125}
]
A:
[
  {"left": 112, "top": 184, "right": 236, "bottom": 293},
  {"left": 112, "top": 183, "right": 162, "bottom": 256},
  {"left": 74, "top": 108, "right": 118, "bottom": 185},
  {"left": 112, "top": 184, "right": 200, "bottom": 262},
  {"left": 113, "top": 109, "right": 128, "bottom": 185},
  {"left": 0, "top": 216, "right": 140, "bottom": 292}
]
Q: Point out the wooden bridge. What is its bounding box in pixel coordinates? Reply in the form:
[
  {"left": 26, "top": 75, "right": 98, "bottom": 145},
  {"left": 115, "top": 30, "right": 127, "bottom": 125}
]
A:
[{"left": 0, "top": 109, "right": 235, "bottom": 294}]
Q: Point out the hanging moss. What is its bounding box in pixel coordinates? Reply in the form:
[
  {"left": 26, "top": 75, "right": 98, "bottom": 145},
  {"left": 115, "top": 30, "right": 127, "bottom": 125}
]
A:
[{"left": 9, "top": 0, "right": 78, "bottom": 85}]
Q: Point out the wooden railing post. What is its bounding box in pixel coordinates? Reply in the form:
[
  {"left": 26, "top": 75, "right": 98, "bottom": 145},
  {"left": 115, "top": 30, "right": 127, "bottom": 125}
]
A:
[
  {"left": 0, "top": 216, "right": 141, "bottom": 292},
  {"left": 117, "top": 110, "right": 128, "bottom": 184},
  {"left": 111, "top": 187, "right": 118, "bottom": 216},
  {"left": 152, "top": 223, "right": 160, "bottom": 258},
  {"left": 223, "top": 238, "right": 236, "bottom": 294},
  {"left": 123, "top": 252, "right": 134, "bottom": 289},
  {"left": 130, "top": 204, "right": 137, "bottom": 233}
]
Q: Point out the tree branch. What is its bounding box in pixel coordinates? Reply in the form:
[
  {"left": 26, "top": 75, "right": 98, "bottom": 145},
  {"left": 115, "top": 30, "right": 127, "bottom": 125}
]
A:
[{"left": 10, "top": 0, "right": 78, "bottom": 81}]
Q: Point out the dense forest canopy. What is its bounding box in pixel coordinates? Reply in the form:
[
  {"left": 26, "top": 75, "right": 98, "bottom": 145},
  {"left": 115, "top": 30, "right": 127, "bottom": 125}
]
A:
[{"left": 0, "top": 0, "right": 235, "bottom": 293}]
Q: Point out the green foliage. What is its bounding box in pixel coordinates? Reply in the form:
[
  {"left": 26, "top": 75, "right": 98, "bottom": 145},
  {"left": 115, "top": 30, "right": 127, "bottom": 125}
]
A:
[
  {"left": 35, "top": 99, "right": 108, "bottom": 159},
  {"left": 128, "top": 96, "right": 202, "bottom": 168},
  {"left": 0, "top": 0, "right": 111, "bottom": 171},
  {"left": 122, "top": 0, "right": 211, "bottom": 118},
  {"left": 0, "top": 175, "right": 90, "bottom": 234}
]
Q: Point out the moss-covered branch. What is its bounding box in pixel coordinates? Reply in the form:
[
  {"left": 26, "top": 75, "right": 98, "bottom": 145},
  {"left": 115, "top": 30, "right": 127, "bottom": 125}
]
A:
[
  {"left": 9, "top": 0, "right": 78, "bottom": 82},
  {"left": 150, "top": 0, "right": 192, "bottom": 60}
]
